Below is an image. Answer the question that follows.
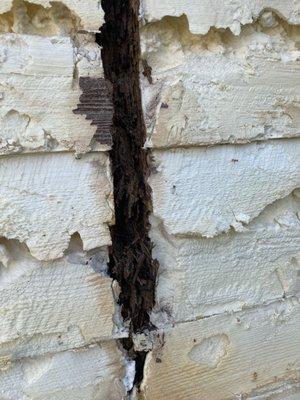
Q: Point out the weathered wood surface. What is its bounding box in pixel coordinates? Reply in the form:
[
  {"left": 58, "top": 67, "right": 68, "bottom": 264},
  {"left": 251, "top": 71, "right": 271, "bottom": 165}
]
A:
[
  {"left": 151, "top": 192, "right": 300, "bottom": 324},
  {"left": 142, "top": 299, "right": 300, "bottom": 400},
  {"left": 74, "top": 77, "right": 113, "bottom": 147},
  {"left": 141, "top": 15, "right": 300, "bottom": 148},
  {"left": 149, "top": 140, "right": 300, "bottom": 238},
  {"left": 0, "top": 343, "right": 127, "bottom": 400},
  {"left": 0, "top": 34, "right": 110, "bottom": 154},
  {"left": 0, "top": 236, "right": 125, "bottom": 363},
  {"left": 0, "top": 152, "right": 114, "bottom": 260}
]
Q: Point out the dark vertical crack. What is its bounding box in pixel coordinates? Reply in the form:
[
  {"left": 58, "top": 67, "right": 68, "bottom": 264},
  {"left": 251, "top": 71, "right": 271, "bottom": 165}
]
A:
[{"left": 96, "top": 0, "right": 158, "bottom": 391}]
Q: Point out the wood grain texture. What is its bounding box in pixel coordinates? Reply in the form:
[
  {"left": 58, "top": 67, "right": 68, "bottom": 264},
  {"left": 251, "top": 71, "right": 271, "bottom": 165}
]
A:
[
  {"left": 0, "top": 152, "right": 113, "bottom": 260},
  {"left": 141, "top": 15, "right": 300, "bottom": 148},
  {"left": 150, "top": 140, "right": 300, "bottom": 238},
  {"left": 151, "top": 193, "right": 300, "bottom": 324},
  {"left": 0, "top": 237, "right": 122, "bottom": 362},
  {"left": 0, "top": 343, "right": 127, "bottom": 400},
  {"left": 0, "top": 34, "right": 110, "bottom": 154},
  {"left": 73, "top": 77, "right": 113, "bottom": 146},
  {"left": 142, "top": 299, "right": 300, "bottom": 400}
]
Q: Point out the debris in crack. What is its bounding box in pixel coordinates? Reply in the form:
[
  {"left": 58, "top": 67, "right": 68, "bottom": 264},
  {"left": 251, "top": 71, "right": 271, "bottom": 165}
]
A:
[{"left": 97, "top": 0, "right": 159, "bottom": 391}]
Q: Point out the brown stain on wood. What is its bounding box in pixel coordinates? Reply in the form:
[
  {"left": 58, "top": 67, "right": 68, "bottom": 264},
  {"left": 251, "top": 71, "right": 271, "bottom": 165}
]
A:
[{"left": 73, "top": 77, "right": 113, "bottom": 146}]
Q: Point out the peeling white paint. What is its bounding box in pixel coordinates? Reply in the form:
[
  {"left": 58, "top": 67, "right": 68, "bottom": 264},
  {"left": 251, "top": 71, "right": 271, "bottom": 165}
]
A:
[
  {"left": 0, "top": 0, "right": 104, "bottom": 32},
  {"left": 0, "top": 343, "right": 127, "bottom": 400},
  {"left": 0, "top": 34, "right": 106, "bottom": 154},
  {"left": 141, "top": 0, "right": 300, "bottom": 35},
  {"left": 150, "top": 140, "right": 300, "bottom": 238},
  {"left": 123, "top": 358, "right": 136, "bottom": 393},
  {"left": 0, "top": 1, "right": 126, "bottom": 399},
  {"left": 141, "top": 15, "right": 300, "bottom": 148},
  {"left": 142, "top": 5, "right": 300, "bottom": 393},
  {"left": 0, "top": 238, "right": 121, "bottom": 362},
  {"left": 151, "top": 193, "right": 300, "bottom": 323},
  {"left": 142, "top": 299, "right": 300, "bottom": 400},
  {"left": 0, "top": 0, "right": 299, "bottom": 398},
  {"left": 0, "top": 152, "right": 113, "bottom": 260}
]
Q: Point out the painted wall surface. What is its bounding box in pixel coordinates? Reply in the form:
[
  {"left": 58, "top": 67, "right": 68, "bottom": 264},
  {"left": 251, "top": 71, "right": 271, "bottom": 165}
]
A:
[
  {"left": 0, "top": 1, "right": 128, "bottom": 399},
  {"left": 0, "top": 1, "right": 299, "bottom": 399},
  {"left": 140, "top": 1, "right": 300, "bottom": 399}
]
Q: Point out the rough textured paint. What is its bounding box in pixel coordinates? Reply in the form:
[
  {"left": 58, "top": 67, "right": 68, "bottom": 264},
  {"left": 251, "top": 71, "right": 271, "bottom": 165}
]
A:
[
  {"left": 0, "top": 34, "right": 108, "bottom": 154},
  {"left": 0, "top": 237, "right": 123, "bottom": 364},
  {"left": 150, "top": 140, "right": 300, "bottom": 238},
  {"left": 0, "top": 0, "right": 128, "bottom": 399},
  {"left": 0, "top": 153, "right": 114, "bottom": 260},
  {"left": 141, "top": 15, "right": 300, "bottom": 148},
  {"left": 140, "top": 2, "right": 300, "bottom": 398},
  {"left": 141, "top": 0, "right": 300, "bottom": 35},
  {"left": 141, "top": 299, "right": 300, "bottom": 400},
  {"left": 246, "top": 381, "right": 300, "bottom": 399},
  {"left": 0, "top": 343, "right": 127, "bottom": 400},
  {"left": 0, "top": 0, "right": 104, "bottom": 32},
  {"left": 0, "top": 0, "right": 299, "bottom": 398},
  {"left": 150, "top": 193, "right": 300, "bottom": 324}
]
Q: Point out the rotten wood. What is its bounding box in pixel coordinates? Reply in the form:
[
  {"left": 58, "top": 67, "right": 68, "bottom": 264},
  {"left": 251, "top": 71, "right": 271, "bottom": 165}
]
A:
[{"left": 98, "top": 0, "right": 158, "bottom": 388}]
